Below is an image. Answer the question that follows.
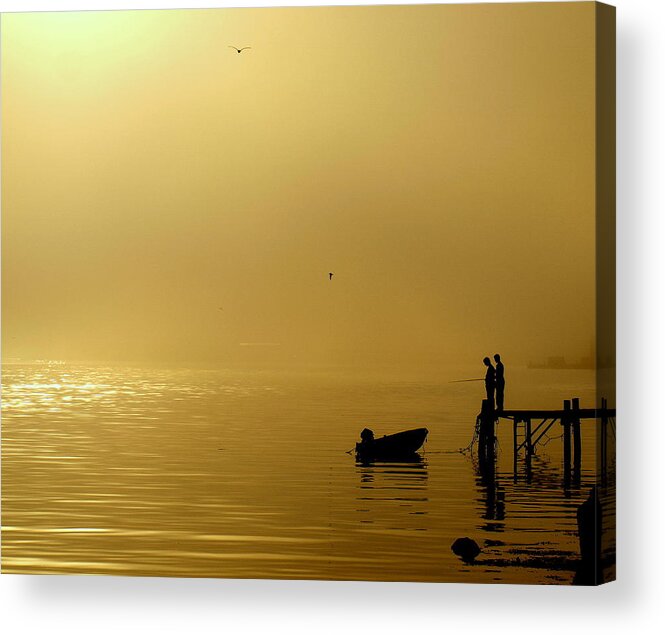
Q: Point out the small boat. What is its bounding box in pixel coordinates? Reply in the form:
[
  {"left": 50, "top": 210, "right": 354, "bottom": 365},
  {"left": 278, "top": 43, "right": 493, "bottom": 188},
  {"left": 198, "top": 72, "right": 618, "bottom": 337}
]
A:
[{"left": 355, "top": 427, "right": 428, "bottom": 460}]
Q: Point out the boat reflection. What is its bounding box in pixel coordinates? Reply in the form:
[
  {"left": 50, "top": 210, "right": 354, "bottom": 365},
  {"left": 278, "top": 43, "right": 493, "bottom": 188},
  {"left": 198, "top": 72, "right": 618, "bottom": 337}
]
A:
[
  {"left": 354, "top": 457, "right": 429, "bottom": 531},
  {"left": 355, "top": 451, "right": 425, "bottom": 468}
]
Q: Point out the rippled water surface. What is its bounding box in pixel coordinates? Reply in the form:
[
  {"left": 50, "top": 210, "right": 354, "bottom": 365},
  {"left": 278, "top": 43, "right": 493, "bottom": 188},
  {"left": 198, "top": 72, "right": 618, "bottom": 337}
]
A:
[{"left": 1, "top": 363, "right": 614, "bottom": 583}]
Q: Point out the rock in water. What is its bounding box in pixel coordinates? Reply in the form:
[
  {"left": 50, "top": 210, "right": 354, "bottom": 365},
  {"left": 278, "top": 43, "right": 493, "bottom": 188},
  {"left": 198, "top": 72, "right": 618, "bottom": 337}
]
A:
[{"left": 451, "top": 537, "right": 481, "bottom": 564}]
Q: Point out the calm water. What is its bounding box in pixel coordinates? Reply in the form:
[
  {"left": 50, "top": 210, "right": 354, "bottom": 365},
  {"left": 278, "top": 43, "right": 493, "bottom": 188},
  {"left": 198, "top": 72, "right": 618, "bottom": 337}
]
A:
[{"left": 1, "top": 362, "right": 615, "bottom": 583}]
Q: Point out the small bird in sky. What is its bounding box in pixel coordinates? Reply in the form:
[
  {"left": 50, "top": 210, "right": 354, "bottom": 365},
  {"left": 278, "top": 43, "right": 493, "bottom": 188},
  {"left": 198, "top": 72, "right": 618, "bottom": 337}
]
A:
[
  {"left": 329, "top": 273, "right": 334, "bottom": 280},
  {"left": 229, "top": 46, "right": 251, "bottom": 54}
]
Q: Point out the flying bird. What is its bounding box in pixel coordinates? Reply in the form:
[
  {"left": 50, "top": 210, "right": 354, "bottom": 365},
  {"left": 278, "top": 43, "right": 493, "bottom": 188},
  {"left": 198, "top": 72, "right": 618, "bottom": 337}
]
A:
[
  {"left": 329, "top": 273, "right": 334, "bottom": 280},
  {"left": 229, "top": 46, "right": 251, "bottom": 54}
]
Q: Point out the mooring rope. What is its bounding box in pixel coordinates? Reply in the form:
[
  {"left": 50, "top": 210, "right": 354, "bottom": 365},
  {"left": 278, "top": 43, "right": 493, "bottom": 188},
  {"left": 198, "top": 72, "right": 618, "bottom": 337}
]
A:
[{"left": 459, "top": 416, "right": 481, "bottom": 455}]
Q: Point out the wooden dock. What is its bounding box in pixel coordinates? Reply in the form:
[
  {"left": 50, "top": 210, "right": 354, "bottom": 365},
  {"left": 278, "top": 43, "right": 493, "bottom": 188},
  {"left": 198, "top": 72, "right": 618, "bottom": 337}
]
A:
[{"left": 475, "top": 398, "right": 616, "bottom": 482}]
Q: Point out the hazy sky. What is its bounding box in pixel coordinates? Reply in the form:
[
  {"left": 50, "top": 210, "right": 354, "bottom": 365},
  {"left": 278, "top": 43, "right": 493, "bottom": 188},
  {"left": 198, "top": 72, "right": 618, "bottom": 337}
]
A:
[{"left": 2, "top": 3, "right": 598, "bottom": 367}]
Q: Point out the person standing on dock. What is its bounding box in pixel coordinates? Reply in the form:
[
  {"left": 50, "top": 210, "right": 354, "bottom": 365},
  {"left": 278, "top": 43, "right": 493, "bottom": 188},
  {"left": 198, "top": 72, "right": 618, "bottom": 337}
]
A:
[
  {"left": 483, "top": 357, "right": 496, "bottom": 409},
  {"left": 494, "top": 353, "right": 505, "bottom": 411}
]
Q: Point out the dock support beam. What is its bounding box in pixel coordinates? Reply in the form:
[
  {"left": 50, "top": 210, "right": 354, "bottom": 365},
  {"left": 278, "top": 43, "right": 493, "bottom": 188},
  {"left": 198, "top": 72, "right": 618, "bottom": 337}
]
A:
[
  {"left": 479, "top": 399, "right": 495, "bottom": 469},
  {"left": 513, "top": 419, "right": 518, "bottom": 480},
  {"left": 563, "top": 399, "right": 571, "bottom": 488}
]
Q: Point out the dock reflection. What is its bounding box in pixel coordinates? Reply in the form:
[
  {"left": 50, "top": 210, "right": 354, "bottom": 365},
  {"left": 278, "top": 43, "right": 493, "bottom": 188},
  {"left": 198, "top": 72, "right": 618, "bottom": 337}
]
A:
[{"left": 475, "top": 458, "right": 506, "bottom": 532}]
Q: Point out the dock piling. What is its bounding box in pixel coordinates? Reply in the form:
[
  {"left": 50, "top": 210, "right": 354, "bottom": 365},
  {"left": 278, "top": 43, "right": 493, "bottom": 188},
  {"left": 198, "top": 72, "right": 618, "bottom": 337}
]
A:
[
  {"left": 562, "top": 400, "right": 572, "bottom": 480},
  {"left": 512, "top": 419, "right": 518, "bottom": 479},
  {"left": 478, "top": 399, "right": 496, "bottom": 468}
]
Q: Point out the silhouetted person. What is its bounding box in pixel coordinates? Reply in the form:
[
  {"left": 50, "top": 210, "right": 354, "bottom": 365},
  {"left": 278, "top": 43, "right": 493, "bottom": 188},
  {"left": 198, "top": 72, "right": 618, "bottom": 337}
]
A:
[
  {"left": 483, "top": 357, "right": 495, "bottom": 409},
  {"left": 494, "top": 354, "right": 505, "bottom": 411}
]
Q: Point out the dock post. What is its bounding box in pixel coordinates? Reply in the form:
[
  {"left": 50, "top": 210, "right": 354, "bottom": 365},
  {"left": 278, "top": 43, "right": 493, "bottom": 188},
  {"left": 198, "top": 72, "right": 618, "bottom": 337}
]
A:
[
  {"left": 513, "top": 418, "right": 518, "bottom": 480},
  {"left": 478, "top": 400, "right": 486, "bottom": 462},
  {"left": 572, "top": 397, "right": 582, "bottom": 482},
  {"left": 479, "top": 399, "right": 494, "bottom": 465},
  {"left": 478, "top": 398, "right": 497, "bottom": 475},
  {"left": 563, "top": 399, "right": 572, "bottom": 488}
]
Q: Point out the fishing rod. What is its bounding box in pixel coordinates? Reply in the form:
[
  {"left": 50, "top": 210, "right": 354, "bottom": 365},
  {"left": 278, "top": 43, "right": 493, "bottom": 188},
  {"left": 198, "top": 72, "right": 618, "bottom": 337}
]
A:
[{"left": 448, "top": 378, "right": 485, "bottom": 383}]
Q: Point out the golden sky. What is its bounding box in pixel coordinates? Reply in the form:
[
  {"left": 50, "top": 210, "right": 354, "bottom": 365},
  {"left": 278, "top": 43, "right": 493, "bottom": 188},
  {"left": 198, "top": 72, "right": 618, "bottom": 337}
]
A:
[{"left": 1, "top": 3, "right": 598, "bottom": 367}]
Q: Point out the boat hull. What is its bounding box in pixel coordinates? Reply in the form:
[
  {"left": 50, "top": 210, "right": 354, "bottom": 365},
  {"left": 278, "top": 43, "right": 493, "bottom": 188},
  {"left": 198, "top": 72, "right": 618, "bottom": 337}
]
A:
[{"left": 355, "top": 427, "right": 428, "bottom": 460}]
